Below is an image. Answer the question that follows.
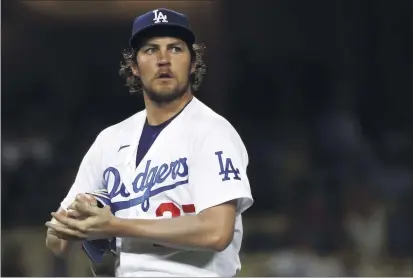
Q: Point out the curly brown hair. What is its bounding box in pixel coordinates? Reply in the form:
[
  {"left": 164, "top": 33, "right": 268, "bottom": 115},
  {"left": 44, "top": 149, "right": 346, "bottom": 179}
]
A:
[{"left": 119, "top": 43, "right": 207, "bottom": 94}]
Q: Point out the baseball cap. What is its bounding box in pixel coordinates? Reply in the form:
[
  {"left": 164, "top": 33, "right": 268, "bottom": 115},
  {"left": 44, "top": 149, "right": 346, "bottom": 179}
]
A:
[{"left": 129, "top": 8, "right": 195, "bottom": 49}]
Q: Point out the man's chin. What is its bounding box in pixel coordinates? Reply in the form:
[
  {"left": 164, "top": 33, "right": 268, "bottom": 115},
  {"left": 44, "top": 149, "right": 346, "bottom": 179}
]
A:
[{"left": 145, "top": 89, "right": 184, "bottom": 104}]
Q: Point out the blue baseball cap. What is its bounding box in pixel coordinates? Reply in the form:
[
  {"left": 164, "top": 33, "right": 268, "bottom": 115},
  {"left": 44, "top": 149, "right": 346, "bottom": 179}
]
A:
[{"left": 129, "top": 8, "right": 196, "bottom": 49}]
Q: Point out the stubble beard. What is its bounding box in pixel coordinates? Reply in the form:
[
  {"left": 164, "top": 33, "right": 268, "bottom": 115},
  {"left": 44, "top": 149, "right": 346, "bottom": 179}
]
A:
[{"left": 143, "top": 82, "right": 190, "bottom": 104}]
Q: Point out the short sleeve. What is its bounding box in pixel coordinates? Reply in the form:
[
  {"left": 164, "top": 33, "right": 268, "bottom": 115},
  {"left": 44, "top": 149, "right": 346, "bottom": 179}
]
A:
[
  {"left": 189, "top": 123, "right": 253, "bottom": 215},
  {"left": 60, "top": 132, "right": 106, "bottom": 210}
]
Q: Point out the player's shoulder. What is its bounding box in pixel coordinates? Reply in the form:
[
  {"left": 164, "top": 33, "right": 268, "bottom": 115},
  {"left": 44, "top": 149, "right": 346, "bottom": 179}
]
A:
[
  {"left": 95, "top": 109, "right": 146, "bottom": 142},
  {"left": 186, "top": 98, "right": 248, "bottom": 160},
  {"left": 187, "top": 97, "right": 242, "bottom": 139}
]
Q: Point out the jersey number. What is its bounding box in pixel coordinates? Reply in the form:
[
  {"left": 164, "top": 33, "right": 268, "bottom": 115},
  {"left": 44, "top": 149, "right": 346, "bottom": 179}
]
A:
[
  {"left": 155, "top": 202, "right": 196, "bottom": 217},
  {"left": 153, "top": 202, "right": 195, "bottom": 248}
]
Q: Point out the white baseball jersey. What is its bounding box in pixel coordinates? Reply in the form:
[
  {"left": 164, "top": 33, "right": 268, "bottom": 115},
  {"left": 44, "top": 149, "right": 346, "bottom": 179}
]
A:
[{"left": 61, "top": 97, "right": 254, "bottom": 277}]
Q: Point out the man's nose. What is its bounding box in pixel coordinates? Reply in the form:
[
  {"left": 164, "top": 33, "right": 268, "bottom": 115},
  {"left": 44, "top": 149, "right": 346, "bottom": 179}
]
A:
[
  {"left": 157, "top": 51, "right": 171, "bottom": 67},
  {"left": 157, "top": 59, "right": 171, "bottom": 67}
]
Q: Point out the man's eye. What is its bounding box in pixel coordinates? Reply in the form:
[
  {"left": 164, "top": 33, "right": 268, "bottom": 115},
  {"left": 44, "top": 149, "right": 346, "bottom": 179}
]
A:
[
  {"left": 145, "top": 48, "right": 156, "bottom": 54},
  {"left": 171, "top": 47, "right": 182, "bottom": 53}
]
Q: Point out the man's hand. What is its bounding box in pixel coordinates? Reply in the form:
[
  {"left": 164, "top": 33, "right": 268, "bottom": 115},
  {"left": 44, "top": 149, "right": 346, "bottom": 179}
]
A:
[
  {"left": 46, "top": 202, "right": 116, "bottom": 241},
  {"left": 48, "top": 193, "right": 98, "bottom": 241},
  {"left": 66, "top": 193, "right": 97, "bottom": 219}
]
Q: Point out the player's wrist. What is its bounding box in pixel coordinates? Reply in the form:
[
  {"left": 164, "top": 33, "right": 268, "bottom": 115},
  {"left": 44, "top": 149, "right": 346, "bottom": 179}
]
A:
[
  {"left": 106, "top": 217, "right": 143, "bottom": 238},
  {"left": 106, "top": 214, "right": 123, "bottom": 237}
]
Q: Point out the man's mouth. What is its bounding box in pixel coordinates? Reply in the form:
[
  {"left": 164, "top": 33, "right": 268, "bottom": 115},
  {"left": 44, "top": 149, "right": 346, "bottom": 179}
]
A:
[{"left": 157, "top": 72, "right": 173, "bottom": 79}]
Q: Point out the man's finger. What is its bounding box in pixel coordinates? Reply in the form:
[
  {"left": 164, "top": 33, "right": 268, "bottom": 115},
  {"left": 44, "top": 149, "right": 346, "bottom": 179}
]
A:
[
  {"left": 45, "top": 222, "right": 87, "bottom": 239},
  {"left": 51, "top": 212, "right": 86, "bottom": 231},
  {"left": 75, "top": 193, "right": 96, "bottom": 206},
  {"left": 67, "top": 202, "right": 76, "bottom": 211},
  {"left": 73, "top": 202, "right": 100, "bottom": 216},
  {"left": 75, "top": 193, "right": 91, "bottom": 203},
  {"left": 48, "top": 228, "right": 84, "bottom": 241},
  {"left": 66, "top": 209, "right": 84, "bottom": 219}
]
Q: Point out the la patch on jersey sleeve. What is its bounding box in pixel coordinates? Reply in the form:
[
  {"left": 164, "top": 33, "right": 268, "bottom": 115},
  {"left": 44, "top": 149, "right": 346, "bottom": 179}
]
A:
[{"left": 188, "top": 121, "right": 253, "bottom": 214}]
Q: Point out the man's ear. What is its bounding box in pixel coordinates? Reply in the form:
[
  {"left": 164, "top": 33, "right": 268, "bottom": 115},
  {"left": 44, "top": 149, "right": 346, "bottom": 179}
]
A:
[
  {"left": 131, "top": 64, "right": 140, "bottom": 77},
  {"left": 190, "top": 61, "right": 196, "bottom": 75}
]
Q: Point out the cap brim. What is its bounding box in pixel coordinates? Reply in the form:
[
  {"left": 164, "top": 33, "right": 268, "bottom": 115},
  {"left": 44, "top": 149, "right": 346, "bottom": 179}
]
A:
[{"left": 129, "top": 24, "right": 195, "bottom": 49}]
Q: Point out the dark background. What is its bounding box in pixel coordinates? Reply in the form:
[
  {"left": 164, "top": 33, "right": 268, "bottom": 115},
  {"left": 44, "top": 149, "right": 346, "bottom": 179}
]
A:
[{"left": 2, "top": 0, "right": 412, "bottom": 276}]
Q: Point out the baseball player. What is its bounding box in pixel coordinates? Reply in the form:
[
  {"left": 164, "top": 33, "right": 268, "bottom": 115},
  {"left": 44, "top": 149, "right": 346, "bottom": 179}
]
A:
[{"left": 45, "top": 8, "right": 253, "bottom": 277}]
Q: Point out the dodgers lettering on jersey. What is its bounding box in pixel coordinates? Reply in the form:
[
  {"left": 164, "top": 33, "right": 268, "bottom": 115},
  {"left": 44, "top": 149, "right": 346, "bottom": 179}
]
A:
[
  {"left": 60, "top": 97, "right": 253, "bottom": 277},
  {"left": 105, "top": 157, "right": 189, "bottom": 213}
]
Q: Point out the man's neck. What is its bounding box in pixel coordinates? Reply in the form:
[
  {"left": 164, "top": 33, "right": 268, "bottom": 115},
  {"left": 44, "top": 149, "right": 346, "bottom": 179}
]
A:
[{"left": 144, "top": 92, "right": 193, "bottom": 126}]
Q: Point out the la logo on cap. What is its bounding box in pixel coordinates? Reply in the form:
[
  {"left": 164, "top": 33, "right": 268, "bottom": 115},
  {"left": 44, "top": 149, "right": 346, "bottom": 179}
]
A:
[{"left": 153, "top": 9, "right": 168, "bottom": 23}]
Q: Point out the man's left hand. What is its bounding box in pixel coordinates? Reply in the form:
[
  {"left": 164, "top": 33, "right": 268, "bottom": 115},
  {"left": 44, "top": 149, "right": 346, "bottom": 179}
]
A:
[{"left": 46, "top": 202, "right": 117, "bottom": 241}]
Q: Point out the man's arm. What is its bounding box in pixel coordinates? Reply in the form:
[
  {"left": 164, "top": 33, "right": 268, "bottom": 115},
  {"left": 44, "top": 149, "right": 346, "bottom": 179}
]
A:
[
  {"left": 112, "top": 200, "right": 237, "bottom": 252},
  {"left": 50, "top": 199, "right": 238, "bottom": 252}
]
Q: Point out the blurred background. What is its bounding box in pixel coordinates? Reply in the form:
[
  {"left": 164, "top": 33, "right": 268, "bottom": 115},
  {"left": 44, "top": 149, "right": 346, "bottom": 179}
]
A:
[{"left": 2, "top": 0, "right": 412, "bottom": 276}]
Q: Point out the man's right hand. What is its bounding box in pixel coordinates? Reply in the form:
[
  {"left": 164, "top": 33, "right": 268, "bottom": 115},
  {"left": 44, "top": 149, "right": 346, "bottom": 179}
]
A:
[
  {"left": 46, "top": 193, "right": 97, "bottom": 256},
  {"left": 46, "top": 207, "right": 74, "bottom": 256}
]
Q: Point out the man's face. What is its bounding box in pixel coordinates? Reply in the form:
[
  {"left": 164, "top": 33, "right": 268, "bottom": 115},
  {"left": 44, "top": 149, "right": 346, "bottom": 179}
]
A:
[{"left": 134, "top": 36, "right": 194, "bottom": 103}]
